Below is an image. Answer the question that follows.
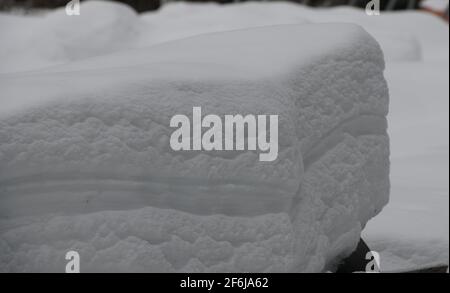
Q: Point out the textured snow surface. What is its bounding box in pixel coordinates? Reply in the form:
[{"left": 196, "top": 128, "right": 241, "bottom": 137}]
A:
[
  {"left": 0, "top": 21, "right": 390, "bottom": 272},
  {"left": 1, "top": 0, "right": 448, "bottom": 272}
]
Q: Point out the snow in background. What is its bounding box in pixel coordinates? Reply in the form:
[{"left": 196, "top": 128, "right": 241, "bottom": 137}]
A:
[
  {"left": 0, "top": 0, "right": 448, "bottom": 271},
  {"left": 421, "top": 0, "right": 450, "bottom": 11}
]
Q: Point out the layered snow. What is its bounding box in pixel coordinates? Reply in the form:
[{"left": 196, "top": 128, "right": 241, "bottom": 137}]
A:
[
  {"left": 0, "top": 21, "right": 390, "bottom": 272},
  {"left": 0, "top": 0, "right": 448, "bottom": 272}
]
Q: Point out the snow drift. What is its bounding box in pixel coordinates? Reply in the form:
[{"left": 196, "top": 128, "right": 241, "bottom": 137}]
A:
[
  {"left": 0, "top": 1, "right": 141, "bottom": 73},
  {"left": 0, "top": 23, "right": 390, "bottom": 272},
  {"left": 0, "top": 0, "right": 434, "bottom": 74}
]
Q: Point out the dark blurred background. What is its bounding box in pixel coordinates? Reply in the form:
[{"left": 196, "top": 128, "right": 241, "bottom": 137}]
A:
[{"left": 0, "top": 0, "right": 425, "bottom": 13}]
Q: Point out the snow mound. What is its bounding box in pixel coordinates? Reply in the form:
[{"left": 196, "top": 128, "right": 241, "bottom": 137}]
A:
[
  {"left": 0, "top": 1, "right": 141, "bottom": 73},
  {"left": 2, "top": 1, "right": 446, "bottom": 73},
  {"left": 42, "top": 0, "right": 140, "bottom": 60},
  {"left": 0, "top": 24, "right": 390, "bottom": 272}
]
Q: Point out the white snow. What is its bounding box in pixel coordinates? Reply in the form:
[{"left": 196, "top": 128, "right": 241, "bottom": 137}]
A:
[
  {"left": 0, "top": 0, "right": 448, "bottom": 272},
  {"left": 421, "top": 0, "right": 449, "bottom": 12},
  {"left": 362, "top": 60, "right": 449, "bottom": 271},
  {"left": 0, "top": 19, "right": 390, "bottom": 272},
  {"left": 0, "top": 1, "right": 141, "bottom": 73}
]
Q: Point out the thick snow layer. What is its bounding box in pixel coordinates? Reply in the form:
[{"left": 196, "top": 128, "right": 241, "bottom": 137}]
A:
[
  {"left": 0, "top": 23, "right": 390, "bottom": 272},
  {"left": 0, "top": 0, "right": 448, "bottom": 272},
  {"left": 137, "top": 1, "right": 449, "bottom": 272}
]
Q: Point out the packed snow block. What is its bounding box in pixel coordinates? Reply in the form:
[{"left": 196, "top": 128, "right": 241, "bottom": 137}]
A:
[{"left": 0, "top": 24, "right": 390, "bottom": 272}]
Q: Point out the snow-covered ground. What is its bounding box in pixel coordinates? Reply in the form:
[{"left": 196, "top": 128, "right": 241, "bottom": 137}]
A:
[{"left": 0, "top": 1, "right": 448, "bottom": 272}]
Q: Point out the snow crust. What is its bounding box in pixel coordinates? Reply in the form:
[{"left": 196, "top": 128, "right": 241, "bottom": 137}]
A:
[{"left": 0, "top": 20, "right": 390, "bottom": 272}]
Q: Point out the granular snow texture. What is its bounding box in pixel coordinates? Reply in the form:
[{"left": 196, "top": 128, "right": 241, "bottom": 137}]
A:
[{"left": 0, "top": 23, "right": 390, "bottom": 272}]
